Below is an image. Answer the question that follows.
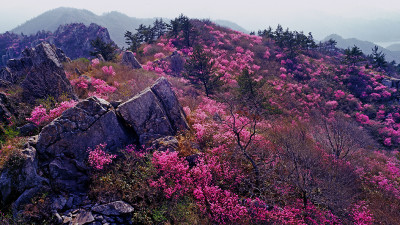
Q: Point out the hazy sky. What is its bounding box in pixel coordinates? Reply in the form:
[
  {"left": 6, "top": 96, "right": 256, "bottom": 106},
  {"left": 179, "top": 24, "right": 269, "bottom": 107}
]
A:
[{"left": 1, "top": 0, "right": 400, "bottom": 40}]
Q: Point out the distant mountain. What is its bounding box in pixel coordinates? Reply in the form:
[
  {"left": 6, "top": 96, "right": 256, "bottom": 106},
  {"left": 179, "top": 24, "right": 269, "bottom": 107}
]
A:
[
  {"left": 213, "top": 20, "right": 248, "bottom": 34},
  {"left": 10, "top": 7, "right": 250, "bottom": 48},
  {"left": 387, "top": 43, "right": 400, "bottom": 52},
  {"left": 323, "top": 34, "right": 400, "bottom": 63}
]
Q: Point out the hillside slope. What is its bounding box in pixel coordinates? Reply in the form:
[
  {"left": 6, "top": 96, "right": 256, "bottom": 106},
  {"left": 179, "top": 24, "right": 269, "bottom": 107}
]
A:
[{"left": 0, "top": 16, "right": 400, "bottom": 224}]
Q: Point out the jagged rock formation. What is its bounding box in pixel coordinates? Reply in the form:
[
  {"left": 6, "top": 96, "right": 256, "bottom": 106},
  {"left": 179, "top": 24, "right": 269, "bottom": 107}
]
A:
[
  {"left": 0, "top": 23, "right": 113, "bottom": 66},
  {"left": 37, "top": 97, "right": 134, "bottom": 192},
  {"left": 122, "top": 51, "right": 142, "bottom": 69},
  {"left": 0, "top": 77, "right": 188, "bottom": 221},
  {"left": 0, "top": 42, "right": 77, "bottom": 103},
  {"left": 117, "top": 77, "right": 189, "bottom": 144},
  {"left": 52, "top": 23, "right": 112, "bottom": 59}
]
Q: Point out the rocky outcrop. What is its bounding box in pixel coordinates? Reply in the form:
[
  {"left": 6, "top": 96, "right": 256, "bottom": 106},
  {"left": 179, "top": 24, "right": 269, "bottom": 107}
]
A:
[
  {"left": 117, "top": 89, "right": 174, "bottom": 144},
  {"left": 21, "top": 42, "right": 76, "bottom": 103},
  {"left": 0, "top": 57, "right": 32, "bottom": 86},
  {"left": 122, "top": 51, "right": 142, "bottom": 69},
  {"left": 53, "top": 23, "right": 112, "bottom": 59},
  {"left": 0, "top": 23, "right": 113, "bottom": 66},
  {"left": 0, "top": 77, "right": 189, "bottom": 220},
  {"left": 117, "top": 77, "right": 189, "bottom": 145},
  {"left": 37, "top": 97, "right": 134, "bottom": 192},
  {"left": 0, "top": 42, "right": 77, "bottom": 103},
  {"left": 150, "top": 77, "right": 189, "bottom": 131},
  {"left": 59, "top": 201, "right": 134, "bottom": 225},
  {"left": 154, "top": 51, "right": 185, "bottom": 76}
]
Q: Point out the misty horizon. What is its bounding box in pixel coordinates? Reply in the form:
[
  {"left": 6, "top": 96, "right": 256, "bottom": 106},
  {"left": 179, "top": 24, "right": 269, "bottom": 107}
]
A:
[{"left": 1, "top": 0, "right": 400, "bottom": 43}]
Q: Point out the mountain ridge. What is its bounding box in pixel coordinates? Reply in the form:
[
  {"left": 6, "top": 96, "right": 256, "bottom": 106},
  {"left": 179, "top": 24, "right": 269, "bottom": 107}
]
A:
[
  {"left": 323, "top": 33, "right": 400, "bottom": 63},
  {"left": 10, "top": 7, "right": 249, "bottom": 48}
]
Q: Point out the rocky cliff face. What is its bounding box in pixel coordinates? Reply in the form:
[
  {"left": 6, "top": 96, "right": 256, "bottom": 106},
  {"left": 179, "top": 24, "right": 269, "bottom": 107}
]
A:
[
  {"left": 0, "top": 42, "right": 77, "bottom": 103},
  {"left": 0, "top": 23, "right": 113, "bottom": 66},
  {"left": 0, "top": 77, "right": 189, "bottom": 221}
]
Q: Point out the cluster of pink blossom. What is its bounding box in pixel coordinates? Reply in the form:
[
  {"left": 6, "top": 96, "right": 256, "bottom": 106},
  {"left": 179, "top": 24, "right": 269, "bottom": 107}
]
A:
[
  {"left": 351, "top": 201, "right": 374, "bottom": 225},
  {"left": 101, "top": 66, "right": 116, "bottom": 76},
  {"left": 355, "top": 113, "right": 370, "bottom": 124},
  {"left": 26, "top": 100, "right": 77, "bottom": 126},
  {"left": 355, "top": 150, "right": 400, "bottom": 201},
  {"left": 70, "top": 76, "right": 90, "bottom": 89},
  {"left": 91, "top": 58, "right": 100, "bottom": 67},
  {"left": 87, "top": 143, "right": 117, "bottom": 170},
  {"left": 325, "top": 100, "right": 338, "bottom": 110},
  {"left": 88, "top": 78, "right": 117, "bottom": 100},
  {"left": 154, "top": 52, "right": 165, "bottom": 59},
  {"left": 334, "top": 90, "right": 346, "bottom": 99}
]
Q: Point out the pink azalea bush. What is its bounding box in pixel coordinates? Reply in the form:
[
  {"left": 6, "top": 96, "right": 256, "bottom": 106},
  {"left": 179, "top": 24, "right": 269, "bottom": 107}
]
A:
[
  {"left": 87, "top": 143, "right": 117, "bottom": 170},
  {"left": 101, "top": 66, "right": 116, "bottom": 76},
  {"left": 91, "top": 58, "right": 100, "bottom": 67},
  {"left": 351, "top": 201, "right": 374, "bottom": 225},
  {"left": 27, "top": 100, "right": 77, "bottom": 126}
]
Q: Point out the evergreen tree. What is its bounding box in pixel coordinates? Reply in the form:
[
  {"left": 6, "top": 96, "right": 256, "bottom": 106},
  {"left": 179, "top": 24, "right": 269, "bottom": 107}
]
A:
[
  {"left": 344, "top": 45, "right": 363, "bottom": 66},
  {"left": 90, "top": 37, "right": 117, "bottom": 61},
  {"left": 153, "top": 18, "right": 168, "bottom": 39},
  {"left": 183, "top": 45, "right": 222, "bottom": 97},
  {"left": 124, "top": 30, "right": 141, "bottom": 52},
  {"left": 236, "top": 68, "right": 265, "bottom": 109},
  {"left": 169, "top": 14, "right": 196, "bottom": 47},
  {"left": 371, "top": 45, "right": 387, "bottom": 69}
]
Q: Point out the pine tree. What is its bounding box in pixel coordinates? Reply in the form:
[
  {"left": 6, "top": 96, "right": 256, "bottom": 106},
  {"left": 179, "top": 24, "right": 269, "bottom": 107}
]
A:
[
  {"left": 153, "top": 18, "right": 168, "bottom": 39},
  {"left": 124, "top": 31, "right": 141, "bottom": 52},
  {"left": 183, "top": 45, "right": 222, "bottom": 97},
  {"left": 236, "top": 68, "right": 265, "bottom": 108},
  {"left": 169, "top": 14, "right": 196, "bottom": 47},
  {"left": 344, "top": 45, "right": 363, "bottom": 66},
  {"left": 371, "top": 45, "right": 387, "bottom": 69},
  {"left": 90, "top": 37, "right": 117, "bottom": 61}
]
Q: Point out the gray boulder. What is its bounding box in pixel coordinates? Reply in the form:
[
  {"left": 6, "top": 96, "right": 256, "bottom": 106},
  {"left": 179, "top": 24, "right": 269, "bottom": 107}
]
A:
[
  {"left": 21, "top": 42, "right": 76, "bottom": 103},
  {"left": 0, "top": 42, "right": 76, "bottom": 103},
  {"left": 117, "top": 89, "right": 173, "bottom": 144},
  {"left": 73, "top": 210, "right": 95, "bottom": 225},
  {"left": 117, "top": 77, "right": 189, "bottom": 145},
  {"left": 36, "top": 97, "right": 134, "bottom": 192},
  {"left": 150, "top": 77, "right": 189, "bottom": 132},
  {"left": 0, "top": 57, "right": 33, "bottom": 86},
  {"left": 122, "top": 51, "right": 142, "bottom": 69},
  {"left": 92, "top": 201, "right": 134, "bottom": 216}
]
